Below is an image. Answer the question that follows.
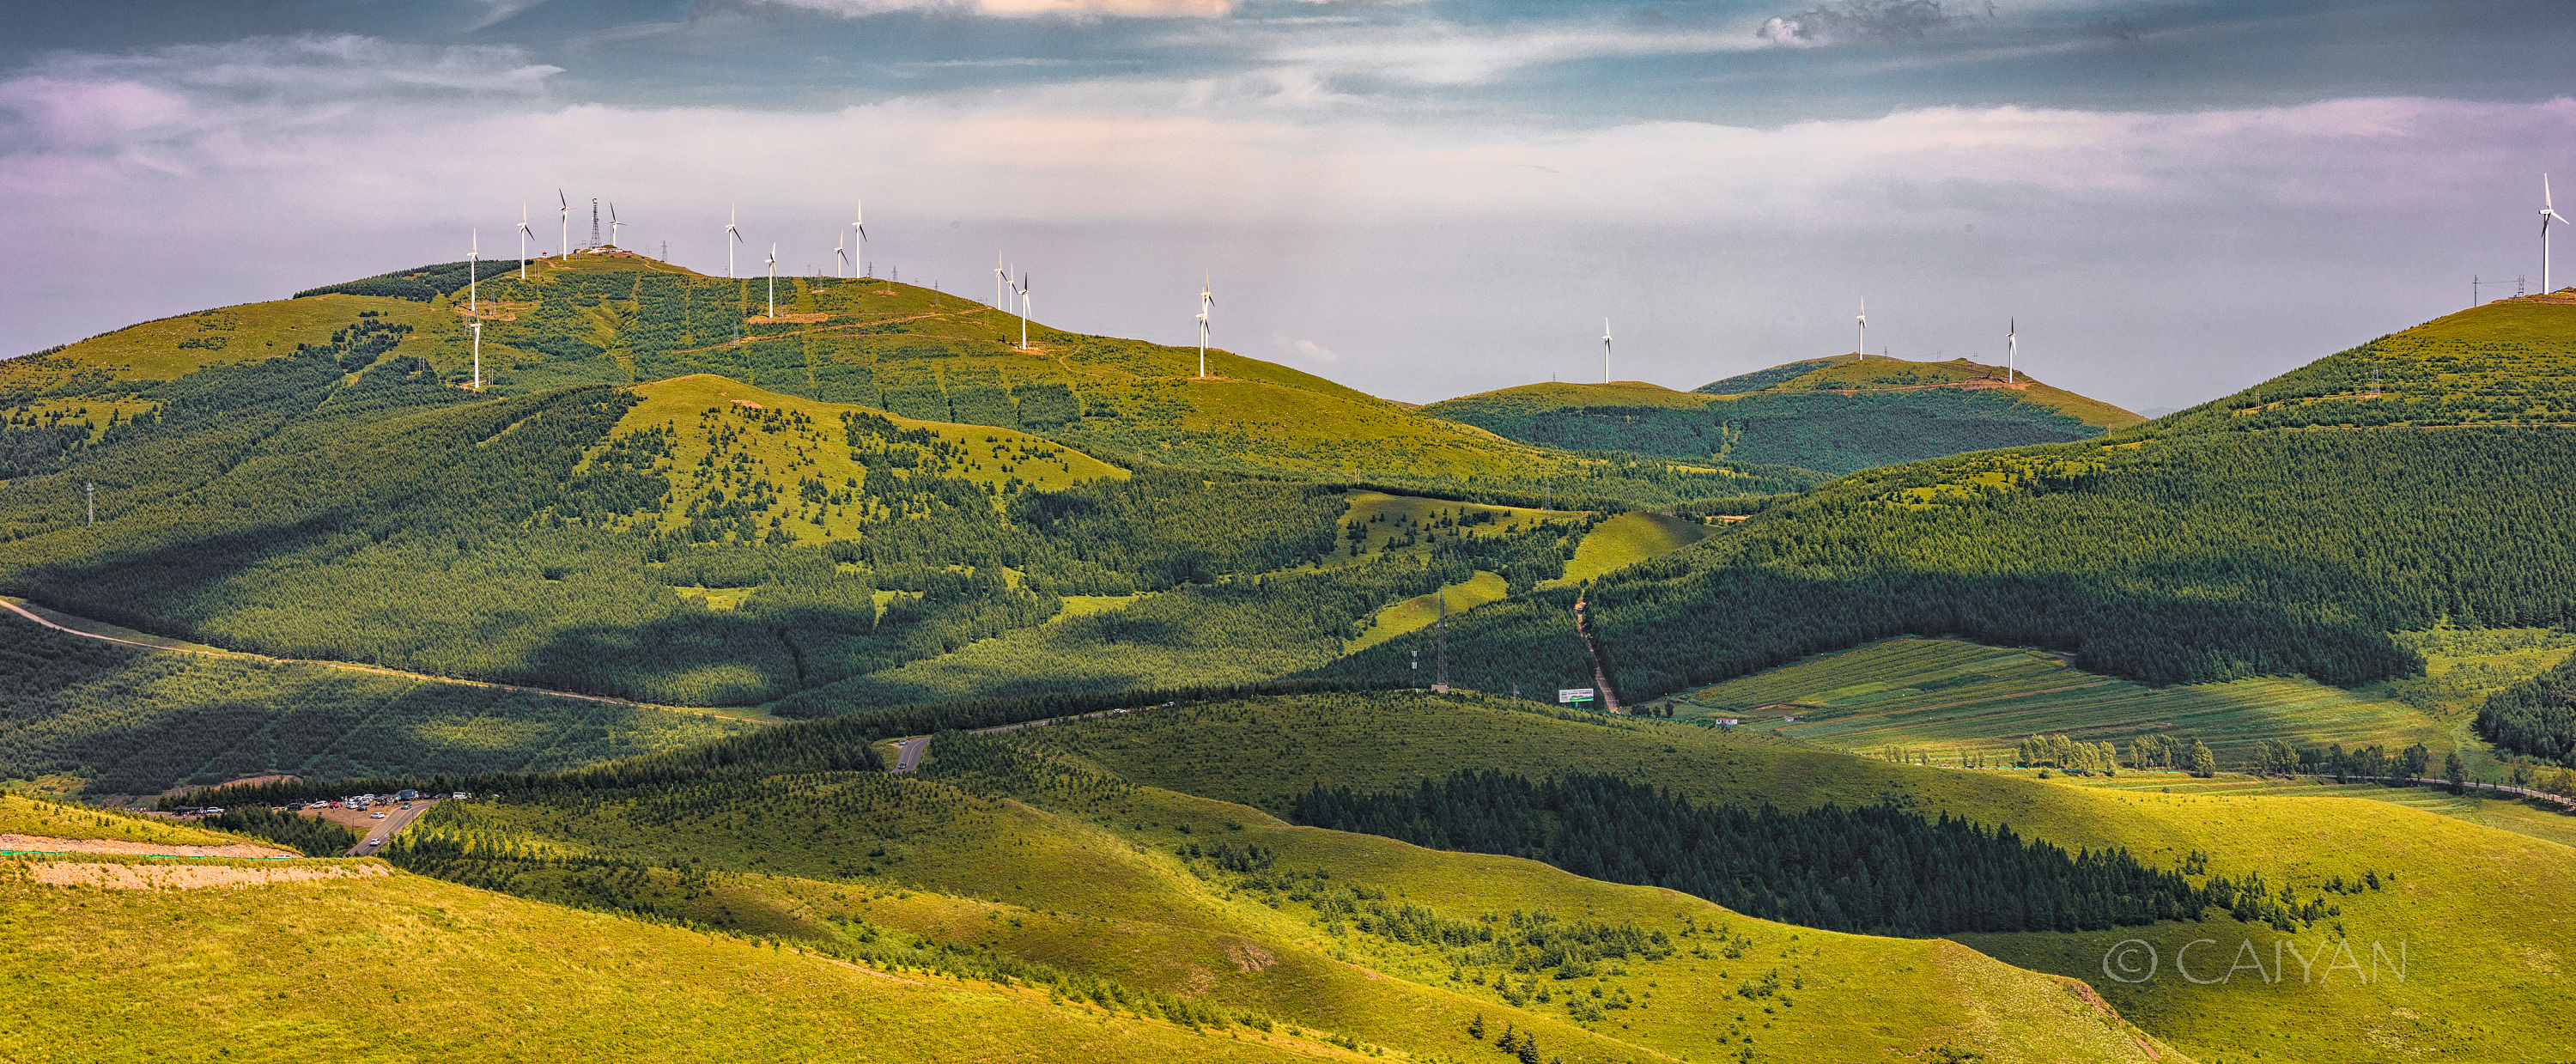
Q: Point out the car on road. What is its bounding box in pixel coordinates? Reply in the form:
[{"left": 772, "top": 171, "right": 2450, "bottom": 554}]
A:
[
  {"left": 367, "top": 837, "right": 384, "bottom": 847},
  {"left": 369, "top": 812, "right": 386, "bottom": 819}
]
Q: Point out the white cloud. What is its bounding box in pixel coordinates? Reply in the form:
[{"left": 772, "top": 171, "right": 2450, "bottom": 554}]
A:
[
  {"left": 1275, "top": 333, "right": 1340, "bottom": 362},
  {"left": 769, "top": 0, "right": 1236, "bottom": 18},
  {"left": 1259, "top": 25, "right": 1766, "bottom": 86}
]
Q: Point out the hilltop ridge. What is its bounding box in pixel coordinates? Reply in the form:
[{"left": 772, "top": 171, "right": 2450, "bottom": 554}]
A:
[{"left": 1421, "top": 354, "right": 2142, "bottom": 474}]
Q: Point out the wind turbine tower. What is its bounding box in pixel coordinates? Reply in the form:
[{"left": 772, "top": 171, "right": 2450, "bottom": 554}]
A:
[
  {"left": 993, "top": 253, "right": 1007, "bottom": 313},
  {"left": 2007, "top": 319, "right": 2017, "bottom": 384},
  {"left": 516, "top": 204, "right": 535, "bottom": 280},
  {"left": 2544, "top": 175, "right": 2563, "bottom": 295},
  {"left": 766, "top": 244, "right": 779, "bottom": 319},
  {"left": 835, "top": 234, "right": 848, "bottom": 278},
  {"left": 726, "top": 207, "right": 743, "bottom": 279},
  {"left": 469, "top": 229, "right": 483, "bottom": 391},
  {"left": 1856, "top": 298, "right": 1868, "bottom": 360},
  {"left": 1197, "top": 274, "right": 1214, "bottom": 378},
  {"left": 1601, "top": 319, "right": 1613, "bottom": 384},
  {"left": 1017, "top": 273, "right": 1031, "bottom": 350},
  {"left": 852, "top": 201, "right": 867, "bottom": 281},
  {"left": 556, "top": 190, "right": 568, "bottom": 259},
  {"left": 608, "top": 204, "right": 623, "bottom": 249}
]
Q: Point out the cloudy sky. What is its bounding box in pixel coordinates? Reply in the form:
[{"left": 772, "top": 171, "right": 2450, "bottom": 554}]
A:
[{"left": 4, "top": 1, "right": 2572, "bottom": 410}]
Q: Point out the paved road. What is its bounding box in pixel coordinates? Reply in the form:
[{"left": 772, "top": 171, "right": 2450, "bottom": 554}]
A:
[
  {"left": 891, "top": 737, "right": 929, "bottom": 774},
  {"left": 3, "top": 597, "right": 764, "bottom": 725},
  {"left": 345, "top": 800, "right": 436, "bottom": 856}
]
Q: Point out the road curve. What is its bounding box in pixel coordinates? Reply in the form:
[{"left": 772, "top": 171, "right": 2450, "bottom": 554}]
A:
[{"left": 2, "top": 597, "right": 766, "bottom": 726}]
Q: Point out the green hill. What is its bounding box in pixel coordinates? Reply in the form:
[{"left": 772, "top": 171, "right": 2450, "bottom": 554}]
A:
[
  {"left": 5, "top": 252, "right": 1816, "bottom": 508},
  {"left": 0, "top": 253, "right": 1794, "bottom": 743},
  {"left": 1325, "top": 296, "right": 2576, "bottom": 720},
  {"left": 144, "top": 697, "right": 2197, "bottom": 1064},
  {"left": 1419, "top": 356, "right": 2145, "bottom": 475}
]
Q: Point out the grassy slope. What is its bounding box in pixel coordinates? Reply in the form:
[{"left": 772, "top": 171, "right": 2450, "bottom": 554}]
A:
[
  {"left": 0, "top": 793, "right": 242, "bottom": 845},
  {"left": 2, "top": 860, "right": 1370, "bottom": 1064},
  {"left": 402, "top": 747, "right": 2179, "bottom": 1064},
  {"left": 616, "top": 374, "right": 1127, "bottom": 545},
  {"left": 1346, "top": 570, "right": 1508, "bottom": 654},
  {"left": 1001, "top": 691, "right": 2576, "bottom": 1064},
  {"left": 1700, "top": 356, "right": 2143, "bottom": 430},
  {"left": 1419, "top": 356, "right": 2140, "bottom": 475},
  {"left": 1545, "top": 513, "right": 1707, "bottom": 587},
  {"left": 1662, "top": 635, "right": 2467, "bottom": 765}
]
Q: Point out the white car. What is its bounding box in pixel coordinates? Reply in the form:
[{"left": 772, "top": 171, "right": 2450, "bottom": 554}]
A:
[
  {"left": 368, "top": 812, "right": 386, "bottom": 819},
  {"left": 368, "top": 837, "right": 384, "bottom": 847}
]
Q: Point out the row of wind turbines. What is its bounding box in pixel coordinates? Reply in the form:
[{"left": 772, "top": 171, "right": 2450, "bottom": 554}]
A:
[
  {"left": 450, "top": 192, "right": 1235, "bottom": 388},
  {"left": 1589, "top": 303, "right": 2023, "bottom": 387}
]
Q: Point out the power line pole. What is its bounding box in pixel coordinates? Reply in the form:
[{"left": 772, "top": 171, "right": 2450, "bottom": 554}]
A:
[{"left": 1433, "top": 593, "right": 1449, "bottom": 695}]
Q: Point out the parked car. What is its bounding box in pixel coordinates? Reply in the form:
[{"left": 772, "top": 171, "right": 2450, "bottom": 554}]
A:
[
  {"left": 368, "top": 812, "right": 386, "bottom": 819},
  {"left": 451, "top": 793, "right": 468, "bottom": 800}
]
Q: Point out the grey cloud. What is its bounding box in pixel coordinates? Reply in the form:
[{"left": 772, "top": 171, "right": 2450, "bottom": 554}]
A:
[{"left": 1757, "top": 1, "right": 1958, "bottom": 47}]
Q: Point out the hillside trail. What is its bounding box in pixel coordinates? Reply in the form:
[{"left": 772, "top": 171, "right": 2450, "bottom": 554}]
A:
[{"left": 0, "top": 597, "right": 768, "bottom": 726}]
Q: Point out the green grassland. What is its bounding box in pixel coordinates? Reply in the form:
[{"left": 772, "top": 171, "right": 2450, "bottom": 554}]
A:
[
  {"left": 3, "top": 855, "right": 1382, "bottom": 1064},
  {"left": 0, "top": 793, "right": 242, "bottom": 844},
  {"left": 988, "top": 690, "right": 2576, "bottom": 1064},
  {"left": 1419, "top": 356, "right": 2143, "bottom": 475},
  {"left": 614, "top": 373, "right": 1127, "bottom": 545},
  {"left": 359, "top": 726, "right": 2184, "bottom": 1064},
  {"left": 1347, "top": 571, "right": 1508, "bottom": 654},
  {"left": 1658, "top": 635, "right": 2479, "bottom": 769},
  {"left": 0, "top": 610, "right": 755, "bottom": 795},
  {"left": 1544, "top": 512, "right": 1708, "bottom": 587}
]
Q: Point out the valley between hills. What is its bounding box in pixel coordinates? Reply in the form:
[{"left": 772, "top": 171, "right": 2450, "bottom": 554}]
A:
[{"left": 9, "top": 253, "right": 2576, "bottom": 1064}]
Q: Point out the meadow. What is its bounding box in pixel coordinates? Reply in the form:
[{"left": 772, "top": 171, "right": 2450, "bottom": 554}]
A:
[{"left": 988, "top": 690, "right": 2576, "bottom": 1064}]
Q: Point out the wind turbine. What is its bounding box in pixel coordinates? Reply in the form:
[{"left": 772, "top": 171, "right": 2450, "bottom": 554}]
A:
[
  {"left": 516, "top": 204, "right": 535, "bottom": 280},
  {"left": 2006, "top": 319, "right": 2017, "bottom": 384},
  {"left": 726, "top": 206, "right": 742, "bottom": 279},
  {"left": 835, "top": 234, "right": 848, "bottom": 278},
  {"left": 852, "top": 200, "right": 867, "bottom": 281},
  {"left": 766, "top": 244, "right": 779, "bottom": 319},
  {"left": 993, "top": 253, "right": 1008, "bottom": 313},
  {"left": 1197, "top": 273, "right": 1214, "bottom": 378},
  {"left": 1601, "top": 319, "right": 1614, "bottom": 384},
  {"left": 608, "top": 203, "right": 623, "bottom": 249},
  {"left": 1856, "top": 298, "right": 1868, "bottom": 360},
  {"left": 2545, "top": 175, "right": 2563, "bottom": 295},
  {"left": 1017, "top": 273, "right": 1031, "bottom": 350},
  {"left": 469, "top": 230, "right": 483, "bottom": 391},
  {"left": 556, "top": 190, "right": 569, "bottom": 260}
]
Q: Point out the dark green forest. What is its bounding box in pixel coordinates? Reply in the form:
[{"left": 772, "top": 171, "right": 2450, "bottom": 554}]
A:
[
  {"left": 2477, "top": 653, "right": 2576, "bottom": 765},
  {"left": 1322, "top": 428, "right": 2576, "bottom": 703},
  {"left": 1429, "top": 389, "right": 2099, "bottom": 475},
  {"left": 1290, "top": 769, "right": 2341, "bottom": 935},
  {"left": 0, "top": 611, "right": 750, "bottom": 794}
]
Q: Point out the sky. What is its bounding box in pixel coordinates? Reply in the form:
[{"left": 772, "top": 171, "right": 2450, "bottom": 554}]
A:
[{"left": 4, "top": 1, "right": 2573, "bottom": 411}]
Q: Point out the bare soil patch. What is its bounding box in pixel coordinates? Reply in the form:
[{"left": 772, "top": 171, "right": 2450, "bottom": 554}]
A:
[
  {"left": 1, "top": 833, "right": 296, "bottom": 859},
  {"left": 25, "top": 861, "right": 386, "bottom": 890}
]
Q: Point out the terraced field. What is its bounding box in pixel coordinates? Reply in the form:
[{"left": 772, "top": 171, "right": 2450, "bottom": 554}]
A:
[{"left": 1665, "top": 636, "right": 2460, "bottom": 765}]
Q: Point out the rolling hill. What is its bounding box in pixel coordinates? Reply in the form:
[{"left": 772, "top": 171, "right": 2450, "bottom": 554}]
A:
[
  {"left": 1328, "top": 295, "right": 2576, "bottom": 735},
  {"left": 1419, "top": 356, "right": 2145, "bottom": 475}
]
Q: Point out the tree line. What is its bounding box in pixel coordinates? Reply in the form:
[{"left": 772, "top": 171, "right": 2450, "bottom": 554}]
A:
[{"left": 1290, "top": 769, "right": 2336, "bottom": 935}]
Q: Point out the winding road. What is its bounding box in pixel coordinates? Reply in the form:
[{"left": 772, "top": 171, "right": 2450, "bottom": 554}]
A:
[{"left": 2, "top": 597, "right": 765, "bottom": 725}]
